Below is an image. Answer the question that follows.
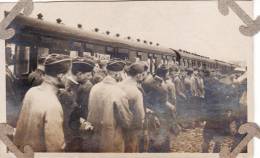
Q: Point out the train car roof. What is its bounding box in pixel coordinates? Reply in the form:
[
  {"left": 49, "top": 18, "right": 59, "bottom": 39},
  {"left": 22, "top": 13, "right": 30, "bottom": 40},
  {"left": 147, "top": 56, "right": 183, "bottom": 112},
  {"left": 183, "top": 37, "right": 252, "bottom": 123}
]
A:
[
  {"left": 9, "top": 13, "right": 176, "bottom": 56},
  {"left": 174, "top": 49, "right": 209, "bottom": 61}
]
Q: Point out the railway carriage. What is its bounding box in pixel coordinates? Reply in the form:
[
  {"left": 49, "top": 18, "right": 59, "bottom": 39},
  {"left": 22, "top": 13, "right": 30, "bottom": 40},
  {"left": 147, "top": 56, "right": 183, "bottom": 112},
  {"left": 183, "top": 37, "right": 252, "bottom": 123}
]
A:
[{"left": 5, "top": 12, "right": 236, "bottom": 83}]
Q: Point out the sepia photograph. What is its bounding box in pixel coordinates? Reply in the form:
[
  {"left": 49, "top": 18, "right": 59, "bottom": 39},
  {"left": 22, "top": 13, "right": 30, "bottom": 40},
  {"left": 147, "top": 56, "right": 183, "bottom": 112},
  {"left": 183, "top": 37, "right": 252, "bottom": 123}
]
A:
[{"left": 0, "top": 0, "right": 253, "bottom": 156}]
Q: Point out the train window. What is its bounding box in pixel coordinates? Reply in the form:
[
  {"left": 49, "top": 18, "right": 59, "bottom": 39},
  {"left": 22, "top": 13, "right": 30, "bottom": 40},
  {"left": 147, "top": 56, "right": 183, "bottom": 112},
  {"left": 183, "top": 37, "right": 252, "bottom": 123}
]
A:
[
  {"left": 183, "top": 59, "right": 186, "bottom": 66},
  {"left": 106, "top": 46, "right": 114, "bottom": 53},
  {"left": 188, "top": 60, "right": 192, "bottom": 67},
  {"left": 70, "top": 51, "right": 78, "bottom": 57},
  {"left": 191, "top": 60, "right": 194, "bottom": 67},
  {"left": 15, "top": 45, "right": 30, "bottom": 76},
  {"left": 85, "top": 43, "right": 94, "bottom": 51},
  {"left": 119, "top": 48, "right": 129, "bottom": 54},
  {"left": 197, "top": 61, "right": 201, "bottom": 67},
  {"left": 94, "top": 45, "right": 105, "bottom": 54}
]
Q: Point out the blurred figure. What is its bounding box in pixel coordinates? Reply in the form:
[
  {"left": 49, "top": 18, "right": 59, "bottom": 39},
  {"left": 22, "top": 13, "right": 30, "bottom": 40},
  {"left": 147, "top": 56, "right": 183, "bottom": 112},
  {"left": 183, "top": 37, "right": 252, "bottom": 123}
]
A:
[
  {"left": 92, "top": 59, "right": 108, "bottom": 84},
  {"left": 118, "top": 61, "right": 147, "bottom": 152},
  {"left": 87, "top": 59, "right": 133, "bottom": 152},
  {"left": 142, "top": 64, "right": 176, "bottom": 152},
  {"left": 189, "top": 68, "right": 205, "bottom": 128},
  {"left": 6, "top": 46, "right": 18, "bottom": 127},
  {"left": 14, "top": 54, "right": 73, "bottom": 152},
  {"left": 170, "top": 66, "right": 187, "bottom": 100}
]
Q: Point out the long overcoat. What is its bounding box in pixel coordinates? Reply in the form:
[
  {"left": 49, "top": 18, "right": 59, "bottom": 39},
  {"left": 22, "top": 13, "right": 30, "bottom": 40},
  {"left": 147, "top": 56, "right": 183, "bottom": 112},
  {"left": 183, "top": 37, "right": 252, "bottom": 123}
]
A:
[
  {"left": 118, "top": 77, "right": 145, "bottom": 152},
  {"left": 14, "top": 81, "right": 65, "bottom": 152},
  {"left": 87, "top": 76, "right": 133, "bottom": 152}
]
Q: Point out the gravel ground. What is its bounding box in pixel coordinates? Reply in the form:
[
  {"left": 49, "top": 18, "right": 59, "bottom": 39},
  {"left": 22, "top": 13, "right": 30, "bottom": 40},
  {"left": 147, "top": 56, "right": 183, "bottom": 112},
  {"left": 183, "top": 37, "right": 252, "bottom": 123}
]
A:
[{"left": 171, "top": 127, "right": 237, "bottom": 153}]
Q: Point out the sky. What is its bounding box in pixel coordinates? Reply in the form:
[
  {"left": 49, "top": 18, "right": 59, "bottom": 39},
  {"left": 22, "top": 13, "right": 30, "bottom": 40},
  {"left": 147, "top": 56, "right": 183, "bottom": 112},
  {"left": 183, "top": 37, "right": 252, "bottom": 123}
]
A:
[{"left": 0, "top": 1, "right": 253, "bottom": 63}]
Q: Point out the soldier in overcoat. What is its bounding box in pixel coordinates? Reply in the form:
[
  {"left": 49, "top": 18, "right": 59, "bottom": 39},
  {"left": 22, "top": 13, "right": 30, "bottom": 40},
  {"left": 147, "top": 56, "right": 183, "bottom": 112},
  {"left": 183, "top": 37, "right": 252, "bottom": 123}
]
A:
[
  {"left": 118, "top": 62, "right": 147, "bottom": 152},
  {"left": 14, "top": 54, "right": 73, "bottom": 152},
  {"left": 87, "top": 59, "right": 133, "bottom": 152},
  {"left": 60, "top": 57, "right": 95, "bottom": 152}
]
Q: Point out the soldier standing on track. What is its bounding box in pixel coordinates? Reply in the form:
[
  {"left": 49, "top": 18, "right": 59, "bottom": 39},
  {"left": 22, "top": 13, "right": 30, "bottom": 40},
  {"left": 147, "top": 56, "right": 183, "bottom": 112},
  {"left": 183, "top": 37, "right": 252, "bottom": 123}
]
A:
[
  {"left": 118, "top": 61, "right": 147, "bottom": 152},
  {"left": 14, "top": 54, "right": 73, "bottom": 152},
  {"left": 87, "top": 59, "right": 133, "bottom": 152}
]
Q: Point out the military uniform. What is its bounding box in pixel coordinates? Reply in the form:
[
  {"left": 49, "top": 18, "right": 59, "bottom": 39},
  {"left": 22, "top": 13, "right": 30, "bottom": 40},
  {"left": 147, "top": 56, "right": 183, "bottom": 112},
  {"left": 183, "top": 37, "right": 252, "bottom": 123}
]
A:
[
  {"left": 142, "top": 65, "right": 175, "bottom": 152},
  {"left": 59, "top": 57, "right": 95, "bottom": 152},
  {"left": 118, "top": 62, "right": 147, "bottom": 152},
  {"left": 87, "top": 60, "right": 133, "bottom": 152},
  {"left": 14, "top": 54, "right": 72, "bottom": 152}
]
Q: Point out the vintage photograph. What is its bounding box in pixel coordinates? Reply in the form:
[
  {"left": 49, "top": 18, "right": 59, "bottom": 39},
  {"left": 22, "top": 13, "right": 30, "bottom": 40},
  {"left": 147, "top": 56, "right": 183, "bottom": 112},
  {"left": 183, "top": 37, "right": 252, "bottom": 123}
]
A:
[{"left": 1, "top": 0, "right": 252, "bottom": 154}]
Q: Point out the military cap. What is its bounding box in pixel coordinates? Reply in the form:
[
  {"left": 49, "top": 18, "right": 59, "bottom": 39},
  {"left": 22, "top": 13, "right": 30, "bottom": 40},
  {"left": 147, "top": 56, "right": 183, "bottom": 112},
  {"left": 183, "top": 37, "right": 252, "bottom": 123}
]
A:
[
  {"left": 72, "top": 57, "right": 95, "bottom": 74},
  {"left": 45, "top": 54, "right": 71, "bottom": 76},
  {"left": 106, "top": 58, "right": 126, "bottom": 71},
  {"left": 156, "top": 64, "right": 169, "bottom": 77},
  {"left": 128, "top": 61, "right": 148, "bottom": 75}
]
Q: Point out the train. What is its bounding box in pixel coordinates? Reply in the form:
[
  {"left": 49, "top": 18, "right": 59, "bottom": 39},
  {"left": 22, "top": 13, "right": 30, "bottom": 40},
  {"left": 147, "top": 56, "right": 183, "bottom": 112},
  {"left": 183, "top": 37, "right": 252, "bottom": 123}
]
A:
[{"left": 5, "top": 12, "right": 238, "bottom": 82}]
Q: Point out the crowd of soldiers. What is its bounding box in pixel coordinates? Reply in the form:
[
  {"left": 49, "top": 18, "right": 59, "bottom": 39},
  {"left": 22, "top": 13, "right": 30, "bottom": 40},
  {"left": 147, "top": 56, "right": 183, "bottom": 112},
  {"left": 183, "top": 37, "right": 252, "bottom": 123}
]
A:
[{"left": 6, "top": 52, "right": 247, "bottom": 153}]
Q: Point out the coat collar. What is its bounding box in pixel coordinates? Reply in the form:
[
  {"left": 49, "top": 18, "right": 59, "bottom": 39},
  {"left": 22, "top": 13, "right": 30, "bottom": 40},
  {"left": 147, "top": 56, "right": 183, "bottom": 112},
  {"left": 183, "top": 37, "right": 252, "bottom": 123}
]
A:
[
  {"left": 123, "top": 77, "right": 138, "bottom": 86},
  {"left": 102, "top": 75, "right": 117, "bottom": 84},
  {"left": 41, "top": 79, "right": 59, "bottom": 94}
]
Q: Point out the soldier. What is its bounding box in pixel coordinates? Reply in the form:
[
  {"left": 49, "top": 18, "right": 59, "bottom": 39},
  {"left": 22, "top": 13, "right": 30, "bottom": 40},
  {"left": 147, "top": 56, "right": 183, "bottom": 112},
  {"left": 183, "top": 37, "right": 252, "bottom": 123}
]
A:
[
  {"left": 14, "top": 54, "right": 73, "bottom": 152},
  {"left": 118, "top": 62, "right": 147, "bottom": 152},
  {"left": 72, "top": 57, "right": 96, "bottom": 119},
  {"left": 171, "top": 66, "right": 186, "bottom": 100},
  {"left": 142, "top": 64, "right": 176, "bottom": 152},
  {"left": 60, "top": 57, "right": 95, "bottom": 152},
  {"left": 87, "top": 59, "right": 133, "bottom": 152},
  {"left": 189, "top": 68, "right": 205, "bottom": 127}
]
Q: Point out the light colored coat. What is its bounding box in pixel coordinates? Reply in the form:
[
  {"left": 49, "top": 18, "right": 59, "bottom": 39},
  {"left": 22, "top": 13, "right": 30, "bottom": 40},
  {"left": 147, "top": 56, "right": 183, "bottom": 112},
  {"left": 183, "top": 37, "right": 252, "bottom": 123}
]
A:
[
  {"left": 118, "top": 77, "right": 145, "bottom": 152},
  {"left": 14, "top": 81, "right": 65, "bottom": 152},
  {"left": 87, "top": 76, "right": 133, "bottom": 152}
]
